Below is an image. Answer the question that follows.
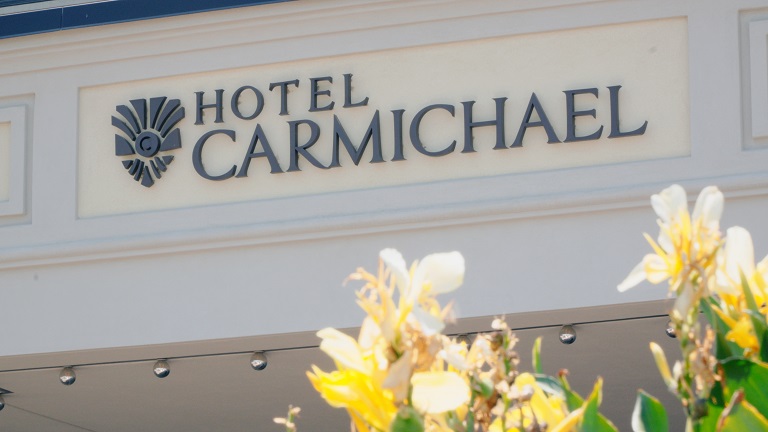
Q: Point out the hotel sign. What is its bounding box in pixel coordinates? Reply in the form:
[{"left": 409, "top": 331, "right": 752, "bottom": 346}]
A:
[
  {"left": 112, "top": 77, "right": 647, "bottom": 188},
  {"left": 80, "top": 18, "right": 688, "bottom": 217}
]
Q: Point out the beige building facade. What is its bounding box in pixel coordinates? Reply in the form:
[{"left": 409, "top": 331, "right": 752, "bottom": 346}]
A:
[{"left": 0, "top": 0, "right": 767, "bottom": 430}]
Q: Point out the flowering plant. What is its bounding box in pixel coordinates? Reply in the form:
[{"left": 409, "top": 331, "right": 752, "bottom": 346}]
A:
[
  {"left": 282, "top": 249, "right": 617, "bottom": 432},
  {"left": 274, "top": 184, "right": 768, "bottom": 431},
  {"left": 619, "top": 185, "right": 768, "bottom": 431}
]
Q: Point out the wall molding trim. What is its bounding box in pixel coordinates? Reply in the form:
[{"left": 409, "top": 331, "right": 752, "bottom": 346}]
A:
[{"left": 0, "top": 172, "right": 764, "bottom": 271}]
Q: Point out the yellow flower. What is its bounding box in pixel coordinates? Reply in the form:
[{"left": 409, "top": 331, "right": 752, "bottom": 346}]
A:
[
  {"left": 355, "top": 249, "right": 464, "bottom": 349},
  {"left": 725, "top": 314, "right": 759, "bottom": 353},
  {"left": 317, "top": 327, "right": 369, "bottom": 373},
  {"left": 716, "top": 226, "right": 768, "bottom": 311},
  {"left": 491, "top": 373, "right": 571, "bottom": 431},
  {"left": 307, "top": 366, "right": 396, "bottom": 432},
  {"left": 618, "top": 185, "right": 723, "bottom": 293},
  {"left": 309, "top": 249, "right": 466, "bottom": 431},
  {"left": 515, "top": 373, "right": 568, "bottom": 428},
  {"left": 709, "top": 226, "right": 768, "bottom": 357},
  {"left": 381, "top": 248, "right": 465, "bottom": 337},
  {"left": 308, "top": 327, "right": 398, "bottom": 431},
  {"left": 549, "top": 408, "right": 584, "bottom": 432}
]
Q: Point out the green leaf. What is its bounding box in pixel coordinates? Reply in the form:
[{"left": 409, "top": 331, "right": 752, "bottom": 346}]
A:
[
  {"left": 740, "top": 272, "right": 761, "bottom": 315},
  {"left": 578, "top": 378, "right": 618, "bottom": 432},
  {"left": 534, "top": 374, "right": 566, "bottom": 399},
  {"left": 700, "top": 297, "right": 722, "bottom": 330},
  {"left": 740, "top": 275, "right": 768, "bottom": 354},
  {"left": 553, "top": 371, "right": 589, "bottom": 413},
  {"left": 717, "top": 390, "right": 768, "bottom": 431},
  {"left": 558, "top": 371, "right": 572, "bottom": 391},
  {"left": 631, "top": 390, "right": 668, "bottom": 432},
  {"left": 762, "top": 327, "right": 768, "bottom": 363},
  {"left": 579, "top": 378, "right": 602, "bottom": 432},
  {"left": 700, "top": 300, "right": 742, "bottom": 361},
  {"left": 472, "top": 376, "right": 494, "bottom": 399},
  {"left": 747, "top": 309, "right": 767, "bottom": 353},
  {"left": 720, "top": 358, "right": 768, "bottom": 415},
  {"left": 709, "top": 378, "right": 726, "bottom": 408},
  {"left": 536, "top": 374, "right": 617, "bottom": 430},
  {"left": 536, "top": 374, "right": 599, "bottom": 429},
  {"left": 696, "top": 404, "right": 724, "bottom": 432},
  {"left": 532, "top": 337, "right": 543, "bottom": 374}
]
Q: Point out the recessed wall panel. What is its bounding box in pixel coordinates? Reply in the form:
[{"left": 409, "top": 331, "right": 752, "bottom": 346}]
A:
[
  {"left": 0, "top": 121, "right": 10, "bottom": 202},
  {"left": 0, "top": 104, "right": 26, "bottom": 217},
  {"left": 78, "top": 18, "right": 689, "bottom": 217}
]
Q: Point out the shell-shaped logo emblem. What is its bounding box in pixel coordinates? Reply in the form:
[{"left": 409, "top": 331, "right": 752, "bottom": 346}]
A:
[{"left": 112, "top": 97, "right": 185, "bottom": 188}]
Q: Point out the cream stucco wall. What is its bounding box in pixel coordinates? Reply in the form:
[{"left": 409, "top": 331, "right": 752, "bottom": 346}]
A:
[{"left": 0, "top": 0, "right": 765, "bottom": 360}]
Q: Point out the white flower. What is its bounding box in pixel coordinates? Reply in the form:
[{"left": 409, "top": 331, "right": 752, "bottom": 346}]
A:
[
  {"left": 692, "top": 186, "right": 724, "bottom": 231},
  {"left": 380, "top": 248, "right": 409, "bottom": 293},
  {"left": 411, "top": 251, "right": 465, "bottom": 301},
  {"left": 617, "top": 185, "right": 723, "bottom": 293},
  {"left": 411, "top": 305, "right": 446, "bottom": 336},
  {"left": 716, "top": 226, "right": 754, "bottom": 296},
  {"left": 317, "top": 328, "right": 368, "bottom": 373},
  {"left": 379, "top": 249, "right": 464, "bottom": 302},
  {"left": 650, "top": 184, "right": 688, "bottom": 252},
  {"left": 439, "top": 340, "right": 470, "bottom": 371}
]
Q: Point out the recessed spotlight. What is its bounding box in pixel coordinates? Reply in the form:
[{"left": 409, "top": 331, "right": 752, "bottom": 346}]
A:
[
  {"left": 250, "top": 352, "right": 267, "bottom": 370},
  {"left": 559, "top": 325, "right": 576, "bottom": 345},
  {"left": 153, "top": 359, "right": 170, "bottom": 378},
  {"left": 59, "top": 367, "right": 76, "bottom": 385},
  {"left": 665, "top": 320, "right": 676, "bottom": 338}
]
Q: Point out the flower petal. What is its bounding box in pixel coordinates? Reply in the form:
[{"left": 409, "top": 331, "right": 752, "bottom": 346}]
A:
[
  {"left": 550, "top": 407, "right": 584, "bottom": 432},
  {"left": 358, "top": 316, "right": 380, "bottom": 351},
  {"left": 692, "top": 186, "right": 723, "bottom": 230},
  {"left": 411, "top": 305, "right": 445, "bottom": 336},
  {"left": 725, "top": 226, "right": 755, "bottom": 280},
  {"left": 514, "top": 373, "right": 567, "bottom": 427},
  {"left": 382, "top": 352, "right": 413, "bottom": 403},
  {"left": 440, "top": 340, "right": 470, "bottom": 371},
  {"left": 411, "top": 371, "right": 470, "bottom": 414},
  {"left": 651, "top": 184, "right": 687, "bottom": 223},
  {"left": 643, "top": 254, "right": 670, "bottom": 284},
  {"left": 649, "top": 342, "right": 676, "bottom": 392},
  {"left": 317, "top": 328, "right": 368, "bottom": 373},
  {"left": 380, "top": 248, "right": 410, "bottom": 293},
  {"left": 618, "top": 260, "right": 647, "bottom": 292},
  {"left": 671, "top": 284, "right": 694, "bottom": 322},
  {"left": 307, "top": 367, "right": 395, "bottom": 431},
  {"left": 725, "top": 315, "right": 759, "bottom": 351},
  {"left": 412, "top": 251, "right": 465, "bottom": 298}
]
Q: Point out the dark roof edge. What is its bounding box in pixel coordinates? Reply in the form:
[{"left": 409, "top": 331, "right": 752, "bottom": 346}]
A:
[{"left": 0, "top": 0, "right": 292, "bottom": 40}]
